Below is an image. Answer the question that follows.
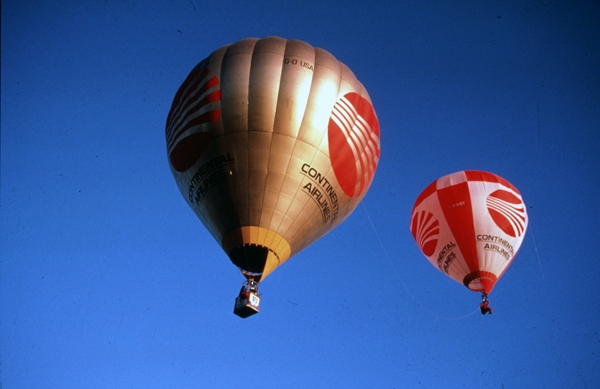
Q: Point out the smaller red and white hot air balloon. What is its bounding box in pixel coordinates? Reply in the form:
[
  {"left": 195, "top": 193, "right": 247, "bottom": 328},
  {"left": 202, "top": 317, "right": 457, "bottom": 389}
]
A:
[{"left": 410, "top": 170, "right": 527, "bottom": 313}]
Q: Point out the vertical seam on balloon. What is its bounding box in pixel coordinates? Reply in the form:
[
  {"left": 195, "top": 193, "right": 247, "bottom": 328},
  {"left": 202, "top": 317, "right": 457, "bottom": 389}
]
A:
[
  {"left": 248, "top": 41, "right": 287, "bottom": 233},
  {"left": 266, "top": 41, "right": 293, "bottom": 234},
  {"left": 276, "top": 139, "right": 317, "bottom": 240},
  {"left": 265, "top": 135, "right": 295, "bottom": 231},
  {"left": 229, "top": 41, "right": 255, "bottom": 236},
  {"left": 261, "top": 48, "right": 285, "bottom": 233},
  {"left": 269, "top": 39, "right": 300, "bottom": 235},
  {"left": 215, "top": 46, "right": 232, "bottom": 244},
  {"left": 463, "top": 181, "right": 480, "bottom": 273},
  {"left": 242, "top": 41, "right": 257, "bottom": 272},
  {"left": 222, "top": 43, "right": 247, "bottom": 256},
  {"left": 438, "top": 182, "right": 479, "bottom": 274},
  {"left": 280, "top": 68, "right": 340, "bottom": 245},
  {"left": 271, "top": 43, "right": 318, "bottom": 236},
  {"left": 247, "top": 47, "right": 264, "bottom": 230}
]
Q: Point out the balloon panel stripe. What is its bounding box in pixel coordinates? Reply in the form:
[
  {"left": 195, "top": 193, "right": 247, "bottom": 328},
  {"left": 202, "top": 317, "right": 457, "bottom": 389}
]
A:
[
  {"left": 166, "top": 77, "right": 201, "bottom": 139},
  {"left": 166, "top": 69, "right": 212, "bottom": 137},
  {"left": 340, "top": 121, "right": 364, "bottom": 195},
  {"left": 347, "top": 102, "right": 379, "bottom": 187},
  {"left": 167, "top": 110, "right": 221, "bottom": 154},
  {"left": 167, "top": 89, "right": 221, "bottom": 150},
  {"left": 332, "top": 108, "right": 361, "bottom": 162},
  {"left": 349, "top": 131, "right": 366, "bottom": 195},
  {"left": 167, "top": 75, "right": 203, "bottom": 132},
  {"left": 167, "top": 76, "right": 220, "bottom": 146},
  {"left": 167, "top": 76, "right": 219, "bottom": 144},
  {"left": 166, "top": 68, "right": 210, "bottom": 131},
  {"left": 334, "top": 96, "right": 379, "bottom": 194},
  {"left": 486, "top": 197, "right": 527, "bottom": 236},
  {"left": 411, "top": 211, "right": 439, "bottom": 257},
  {"left": 354, "top": 118, "right": 379, "bottom": 178},
  {"left": 332, "top": 99, "right": 356, "bottom": 132}
]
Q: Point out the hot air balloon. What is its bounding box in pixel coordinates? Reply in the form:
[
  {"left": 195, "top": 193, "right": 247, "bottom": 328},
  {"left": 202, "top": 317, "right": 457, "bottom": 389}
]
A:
[
  {"left": 410, "top": 170, "right": 527, "bottom": 313},
  {"left": 166, "top": 37, "right": 380, "bottom": 317}
]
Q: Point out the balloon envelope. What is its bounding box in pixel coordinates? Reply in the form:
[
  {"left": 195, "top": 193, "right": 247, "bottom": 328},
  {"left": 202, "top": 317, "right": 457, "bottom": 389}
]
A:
[
  {"left": 410, "top": 170, "right": 527, "bottom": 295},
  {"left": 166, "top": 37, "right": 380, "bottom": 281}
]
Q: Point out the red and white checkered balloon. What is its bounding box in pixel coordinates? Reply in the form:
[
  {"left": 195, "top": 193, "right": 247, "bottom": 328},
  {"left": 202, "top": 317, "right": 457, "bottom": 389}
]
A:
[{"left": 410, "top": 170, "right": 528, "bottom": 296}]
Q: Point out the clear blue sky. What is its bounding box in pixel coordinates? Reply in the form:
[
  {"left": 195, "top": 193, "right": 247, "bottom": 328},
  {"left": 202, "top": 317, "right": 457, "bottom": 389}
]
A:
[{"left": 2, "top": 1, "right": 599, "bottom": 388}]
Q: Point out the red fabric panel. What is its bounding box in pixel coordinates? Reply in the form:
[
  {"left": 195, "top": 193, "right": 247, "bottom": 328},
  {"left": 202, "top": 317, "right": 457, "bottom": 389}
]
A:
[
  {"left": 464, "top": 170, "right": 519, "bottom": 194},
  {"left": 412, "top": 180, "right": 437, "bottom": 209},
  {"left": 437, "top": 182, "right": 479, "bottom": 273}
]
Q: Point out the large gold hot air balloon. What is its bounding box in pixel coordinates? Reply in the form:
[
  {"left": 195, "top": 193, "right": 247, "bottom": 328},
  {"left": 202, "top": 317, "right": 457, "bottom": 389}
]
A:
[{"left": 166, "top": 37, "right": 380, "bottom": 317}]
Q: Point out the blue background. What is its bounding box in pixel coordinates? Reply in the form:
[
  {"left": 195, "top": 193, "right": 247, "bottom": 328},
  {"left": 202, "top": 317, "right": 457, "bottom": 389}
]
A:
[{"left": 2, "top": 1, "right": 599, "bottom": 388}]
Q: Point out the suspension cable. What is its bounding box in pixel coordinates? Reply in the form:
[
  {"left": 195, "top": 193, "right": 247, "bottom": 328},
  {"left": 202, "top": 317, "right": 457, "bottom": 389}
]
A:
[{"left": 361, "top": 202, "right": 479, "bottom": 321}]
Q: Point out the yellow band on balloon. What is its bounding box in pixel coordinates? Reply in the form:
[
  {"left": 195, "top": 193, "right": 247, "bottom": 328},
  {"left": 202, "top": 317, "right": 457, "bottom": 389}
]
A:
[{"left": 221, "top": 226, "right": 292, "bottom": 280}]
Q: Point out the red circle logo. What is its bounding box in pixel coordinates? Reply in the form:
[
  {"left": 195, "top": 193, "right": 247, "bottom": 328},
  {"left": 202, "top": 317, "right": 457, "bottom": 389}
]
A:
[
  {"left": 327, "top": 92, "right": 380, "bottom": 198},
  {"left": 411, "top": 210, "right": 440, "bottom": 257},
  {"left": 166, "top": 67, "right": 221, "bottom": 172},
  {"left": 486, "top": 189, "right": 527, "bottom": 238}
]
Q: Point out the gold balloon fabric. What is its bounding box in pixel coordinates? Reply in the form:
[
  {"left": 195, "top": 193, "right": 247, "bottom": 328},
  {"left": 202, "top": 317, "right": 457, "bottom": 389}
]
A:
[{"left": 166, "top": 37, "right": 380, "bottom": 281}]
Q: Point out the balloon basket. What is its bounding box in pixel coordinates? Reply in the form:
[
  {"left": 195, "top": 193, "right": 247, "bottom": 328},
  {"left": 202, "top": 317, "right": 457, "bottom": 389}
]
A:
[{"left": 233, "top": 292, "right": 260, "bottom": 318}]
